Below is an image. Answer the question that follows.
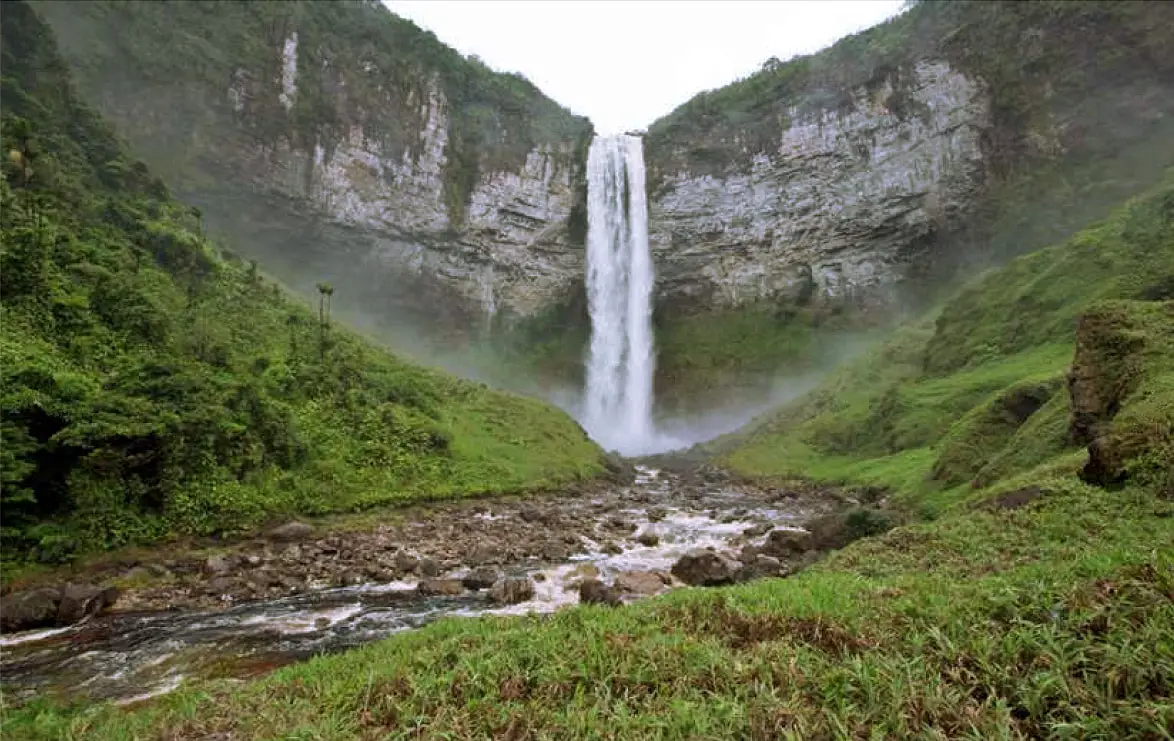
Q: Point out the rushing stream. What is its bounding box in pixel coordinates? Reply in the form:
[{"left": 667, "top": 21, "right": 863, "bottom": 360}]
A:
[{"left": 0, "top": 468, "right": 819, "bottom": 705}]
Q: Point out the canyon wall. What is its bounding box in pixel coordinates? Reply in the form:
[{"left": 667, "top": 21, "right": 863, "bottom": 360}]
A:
[
  {"left": 36, "top": 0, "right": 591, "bottom": 342},
  {"left": 644, "top": 1, "right": 1174, "bottom": 317}
]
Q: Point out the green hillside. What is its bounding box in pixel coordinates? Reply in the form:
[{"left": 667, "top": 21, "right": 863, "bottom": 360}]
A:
[
  {"left": 722, "top": 172, "right": 1174, "bottom": 515},
  {"left": 11, "top": 187, "right": 1174, "bottom": 738},
  {"left": 0, "top": 1, "right": 602, "bottom": 561}
]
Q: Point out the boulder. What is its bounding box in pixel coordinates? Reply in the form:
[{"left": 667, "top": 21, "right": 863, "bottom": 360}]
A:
[
  {"left": 489, "top": 577, "right": 535, "bottom": 605},
  {"left": 466, "top": 543, "right": 498, "bottom": 565},
  {"left": 1, "top": 587, "right": 62, "bottom": 632},
  {"left": 760, "top": 529, "right": 812, "bottom": 558},
  {"left": 419, "top": 557, "right": 441, "bottom": 577},
  {"left": 578, "top": 578, "right": 621, "bottom": 606},
  {"left": 614, "top": 571, "right": 666, "bottom": 595},
  {"left": 203, "top": 554, "right": 233, "bottom": 575},
  {"left": 266, "top": 521, "right": 314, "bottom": 542},
  {"left": 737, "top": 555, "right": 786, "bottom": 582},
  {"left": 461, "top": 566, "right": 500, "bottom": 591},
  {"left": 635, "top": 531, "right": 660, "bottom": 547},
  {"left": 56, "top": 583, "right": 119, "bottom": 625},
  {"left": 394, "top": 552, "right": 420, "bottom": 574},
  {"left": 670, "top": 550, "right": 739, "bottom": 586},
  {"left": 519, "top": 507, "right": 545, "bottom": 523},
  {"left": 743, "top": 523, "right": 771, "bottom": 538},
  {"left": 418, "top": 579, "right": 465, "bottom": 596}
]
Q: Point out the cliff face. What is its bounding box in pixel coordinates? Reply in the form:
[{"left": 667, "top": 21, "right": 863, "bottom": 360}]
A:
[
  {"left": 648, "top": 60, "right": 987, "bottom": 311},
  {"left": 34, "top": 0, "right": 1174, "bottom": 397},
  {"left": 644, "top": 1, "right": 1174, "bottom": 316},
  {"left": 36, "top": 0, "right": 591, "bottom": 336}
]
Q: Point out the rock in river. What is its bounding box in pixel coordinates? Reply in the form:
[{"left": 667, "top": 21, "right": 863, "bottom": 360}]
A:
[
  {"left": 670, "top": 550, "right": 739, "bottom": 586},
  {"left": 461, "top": 566, "right": 500, "bottom": 591},
  {"left": 489, "top": 577, "right": 535, "bottom": 605},
  {"left": 1, "top": 587, "right": 62, "bottom": 632},
  {"left": 578, "top": 579, "right": 622, "bottom": 606},
  {"left": 418, "top": 579, "right": 465, "bottom": 596}
]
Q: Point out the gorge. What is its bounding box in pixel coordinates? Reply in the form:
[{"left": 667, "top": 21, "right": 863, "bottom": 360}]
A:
[{"left": 2, "top": 1, "right": 1173, "bottom": 736}]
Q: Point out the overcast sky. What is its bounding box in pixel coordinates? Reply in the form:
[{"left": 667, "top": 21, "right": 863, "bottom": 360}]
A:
[{"left": 383, "top": 1, "right": 905, "bottom": 134}]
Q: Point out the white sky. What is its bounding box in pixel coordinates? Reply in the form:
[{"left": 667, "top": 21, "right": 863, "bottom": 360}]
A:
[{"left": 383, "top": 1, "right": 905, "bottom": 134}]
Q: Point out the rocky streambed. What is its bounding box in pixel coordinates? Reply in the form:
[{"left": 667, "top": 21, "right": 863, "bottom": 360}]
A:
[{"left": 0, "top": 467, "right": 878, "bottom": 704}]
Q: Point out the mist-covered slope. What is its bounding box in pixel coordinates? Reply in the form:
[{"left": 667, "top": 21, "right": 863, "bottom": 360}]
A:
[
  {"left": 718, "top": 171, "right": 1174, "bottom": 512},
  {"left": 0, "top": 1, "right": 603, "bottom": 560}
]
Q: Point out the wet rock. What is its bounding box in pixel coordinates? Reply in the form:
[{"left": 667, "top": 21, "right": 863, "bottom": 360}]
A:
[
  {"left": 614, "top": 571, "right": 665, "bottom": 595},
  {"left": 395, "top": 552, "right": 420, "bottom": 574},
  {"left": 807, "top": 509, "right": 895, "bottom": 551},
  {"left": 461, "top": 566, "right": 500, "bottom": 591},
  {"left": 607, "top": 517, "right": 637, "bottom": 533},
  {"left": 563, "top": 564, "right": 600, "bottom": 587},
  {"left": 266, "top": 521, "right": 314, "bottom": 542},
  {"left": 203, "top": 554, "right": 232, "bottom": 575},
  {"left": 336, "top": 572, "right": 365, "bottom": 587},
  {"left": 489, "top": 577, "right": 535, "bottom": 604},
  {"left": 244, "top": 555, "right": 263, "bottom": 568},
  {"left": 579, "top": 579, "right": 621, "bottom": 606},
  {"left": 418, "top": 579, "right": 465, "bottom": 596},
  {"left": 737, "top": 555, "right": 786, "bottom": 582},
  {"left": 645, "top": 508, "right": 667, "bottom": 522},
  {"left": 207, "top": 576, "right": 237, "bottom": 596},
  {"left": 541, "top": 542, "right": 570, "bottom": 561},
  {"left": 671, "top": 550, "right": 739, "bottom": 586},
  {"left": 520, "top": 507, "right": 545, "bottom": 523},
  {"left": 635, "top": 531, "right": 660, "bottom": 547},
  {"left": 601, "top": 542, "right": 623, "bottom": 556},
  {"left": 743, "top": 523, "right": 771, "bottom": 538},
  {"left": 466, "top": 543, "right": 498, "bottom": 565},
  {"left": 281, "top": 544, "right": 303, "bottom": 561},
  {"left": 760, "top": 529, "right": 812, "bottom": 558},
  {"left": 739, "top": 544, "right": 761, "bottom": 563},
  {"left": 419, "top": 557, "right": 441, "bottom": 578},
  {"left": 1, "top": 587, "right": 62, "bottom": 632},
  {"left": 56, "top": 584, "right": 119, "bottom": 625}
]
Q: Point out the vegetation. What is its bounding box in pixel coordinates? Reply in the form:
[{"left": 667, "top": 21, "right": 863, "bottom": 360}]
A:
[
  {"left": 720, "top": 170, "right": 1174, "bottom": 516},
  {"left": 0, "top": 2, "right": 603, "bottom": 562},
  {"left": 2, "top": 4, "right": 1172, "bottom": 739}
]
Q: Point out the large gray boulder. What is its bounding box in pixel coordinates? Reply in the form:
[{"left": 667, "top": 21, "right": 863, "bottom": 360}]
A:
[
  {"left": 489, "top": 577, "right": 535, "bottom": 605},
  {"left": 670, "top": 550, "right": 739, "bottom": 586},
  {"left": 0, "top": 587, "right": 62, "bottom": 632},
  {"left": 56, "top": 583, "right": 119, "bottom": 625}
]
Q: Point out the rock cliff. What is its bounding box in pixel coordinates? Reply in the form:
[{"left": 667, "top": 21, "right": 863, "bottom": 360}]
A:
[
  {"left": 36, "top": 0, "right": 591, "bottom": 339},
  {"left": 644, "top": 1, "right": 1174, "bottom": 316}
]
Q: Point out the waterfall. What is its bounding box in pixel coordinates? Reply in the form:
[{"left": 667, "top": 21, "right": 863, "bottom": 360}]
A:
[{"left": 583, "top": 135, "right": 656, "bottom": 455}]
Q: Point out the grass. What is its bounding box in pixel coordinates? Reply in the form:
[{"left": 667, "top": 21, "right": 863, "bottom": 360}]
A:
[{"left": 5, "top": 479, "right": 1171, "bottom": 739}]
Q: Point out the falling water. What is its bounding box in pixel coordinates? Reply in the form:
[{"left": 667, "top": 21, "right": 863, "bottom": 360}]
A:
[{"left": 583, "top": 135, "right": 657, "bottom": 455}]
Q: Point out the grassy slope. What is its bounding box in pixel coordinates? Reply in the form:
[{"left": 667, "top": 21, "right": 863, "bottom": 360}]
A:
[
  {"left": 722, "top": 172, "right": 1174, "bottom": 516},
  {"left": 0, "top": 2, "right": 602, "bottom": 561},
  {"left": 8, "top": 180, "right": 1173, "bottom": 741}
]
